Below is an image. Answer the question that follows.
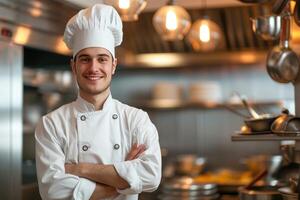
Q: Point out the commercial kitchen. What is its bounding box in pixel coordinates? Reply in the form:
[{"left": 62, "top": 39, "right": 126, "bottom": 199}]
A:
[{"left": 1, "top": 0, "right": 300, "bottom": 199}]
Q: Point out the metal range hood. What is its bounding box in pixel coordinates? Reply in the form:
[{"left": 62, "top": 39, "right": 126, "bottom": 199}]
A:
[
  {"left": 117, "top": 3, "right": 276, "bottom": 67},
  {"left": 0, "top": 0, "right": 275, "bottom": 67},
  {"left": 0, "top": 0, "right": 77, "bottom": 55}
]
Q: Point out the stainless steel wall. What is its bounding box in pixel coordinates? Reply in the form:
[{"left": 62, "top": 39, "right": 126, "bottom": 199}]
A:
[
  {"left": 0, "top": 40, "right": 23, "bottom": 199},
  {"left": 111, "top": 65, "right": 293, "bottom": 170}
]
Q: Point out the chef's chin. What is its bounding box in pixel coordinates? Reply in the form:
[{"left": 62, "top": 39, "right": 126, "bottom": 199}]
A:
[{"left": 78, "top": 83, "right": 111, "bottom": 96}]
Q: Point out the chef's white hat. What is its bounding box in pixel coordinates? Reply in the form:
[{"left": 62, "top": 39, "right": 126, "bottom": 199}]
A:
[{"left": 63, "top": 4, "right": 123, "bottom": 58}]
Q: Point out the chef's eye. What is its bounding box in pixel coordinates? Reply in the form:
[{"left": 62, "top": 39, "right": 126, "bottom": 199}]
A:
[
  {"left": 79, "top": 56, "right": 91, "bottom": 63},
  {"left": 98, "top": 57, "right": 108, "bottom": 63}
]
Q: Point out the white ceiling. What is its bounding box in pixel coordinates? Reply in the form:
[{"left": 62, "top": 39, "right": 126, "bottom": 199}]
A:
[{"left": 64, "top": 0, "right": 246, "bottom": 11}]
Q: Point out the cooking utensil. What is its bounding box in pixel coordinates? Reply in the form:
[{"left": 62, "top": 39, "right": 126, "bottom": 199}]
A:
[
  {"left": 239, "top": 186, "right": 283, "bottom": 200},
  {"left": 244, "top": 155, "right": 283, "bottom": 185},
  {"left": 160, "top": 177, "right": 219, "bottom": 200},
  {"left": 251, "top": 15, "right": 281, "bottom": 40},
  {"left": 272, "top": 0, "right": 290, "bottom": 15},
  {"left": 294, "top": 0, "right": 300, "bottom": 26},
  {"left": 278, "top": 187, "right": 298, "bottom": 200},
  {"left": 271, "top": 109, "right": 300, "bottom": 135},
  {"left": 241, "top": 97, "right": 261, "bottom": 119},
  {"left": 244, "top": 168, "right": 268, "bottom": 190},
  {"left": 223, "top": 104, "right": 249, "bottom": 118},
  {"left": 267, "top": 12, "right": 300, "bottom": 83},
  {"left": 244, "top": 114, "right": 278, "bottom": 132}
]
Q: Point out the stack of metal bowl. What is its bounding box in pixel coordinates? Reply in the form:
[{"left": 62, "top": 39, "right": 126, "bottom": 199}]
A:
[
  {"left": 159, "top": 177, "right": 219, "bottom": 200},
  {"left": 278, "top": 187, "right": 298, "bottom": 200}
]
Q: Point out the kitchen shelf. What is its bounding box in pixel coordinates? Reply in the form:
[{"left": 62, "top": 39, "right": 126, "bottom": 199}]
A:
[
  {"left": 231, "top": 133, "right": 300, "bottom": 141},
  {"left": 117, "top": 51, "right": 267, "bottom": 70},
  {"left": 135, "top": 100, "right": 283, "bottom": 110}
]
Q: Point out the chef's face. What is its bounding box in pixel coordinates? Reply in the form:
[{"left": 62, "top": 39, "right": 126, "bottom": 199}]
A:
[{"left": 71, "top": 47, "right": 117, "bottom": 96}]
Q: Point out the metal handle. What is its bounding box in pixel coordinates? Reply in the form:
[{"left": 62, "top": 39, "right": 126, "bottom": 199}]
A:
[
  {"left": 280, "top": 11, "right": 291, "bottom": 48},
  {"left": 241, "top": 98, "right": 260, "bottom": 118}
]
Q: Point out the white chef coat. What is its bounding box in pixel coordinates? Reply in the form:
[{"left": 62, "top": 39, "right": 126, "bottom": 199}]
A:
[{"left": 35, "top": 94, "right": 162, "bottom": 200}]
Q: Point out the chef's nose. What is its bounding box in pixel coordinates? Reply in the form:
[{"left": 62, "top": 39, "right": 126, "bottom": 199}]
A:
[{"left": 89, "top": 58, "right": 100, "bottom": 71}]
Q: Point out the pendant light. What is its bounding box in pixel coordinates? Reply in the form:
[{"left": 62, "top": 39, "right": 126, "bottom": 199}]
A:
[
  {"left": 113, "top": 0, "right": 147, "bottom": 21},
  {"left": 153, "top": 0, "right": 191, "bottom": 41},
  {"left": 187, "top": 1, "right": 224, "bottom": 52}
]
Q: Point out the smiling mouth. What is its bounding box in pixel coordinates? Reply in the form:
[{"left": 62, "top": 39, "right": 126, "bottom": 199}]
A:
[{"left": 84, "top": 75, "right": 104, "bottom": 81}]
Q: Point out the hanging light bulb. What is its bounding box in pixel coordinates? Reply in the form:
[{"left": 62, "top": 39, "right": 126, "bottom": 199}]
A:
[
  {"left": 166, "top": 10, "right": 178, "bottom": 30},
  {"left": 153, "top": 2, "right": 191, "bottom": 41},
  {"left": 119, "top": 0, "right": 130, "bottom": 9},
  {"left": 113, "top": 0, "right": 147, "bottom": 21},
  {"left": 187, "top": 18, "right": 224, "bottom": 52},
  {"left": 199, "top": 23, "right": 210, "bottom": 42}
]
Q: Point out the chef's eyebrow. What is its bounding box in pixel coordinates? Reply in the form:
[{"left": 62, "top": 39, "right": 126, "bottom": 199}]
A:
[{"left": 78, "top": 54, "right": 110, "bottom": 58}]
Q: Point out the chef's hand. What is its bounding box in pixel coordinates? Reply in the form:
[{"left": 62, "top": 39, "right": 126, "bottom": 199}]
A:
[
  {"left": 90, "top": 183, "right": 118, "bottom": 200},
  {"left": 65, "top": 164, "right": 119, "bottom": 199},
  {"left": 126, "top": 143, "right": 146, "bottom": 161}
]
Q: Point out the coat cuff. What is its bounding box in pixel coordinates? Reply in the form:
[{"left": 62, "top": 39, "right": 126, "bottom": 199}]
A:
[
  {"left": 73, "top": 178, "right": 96, "bottom": 200},
  {"left": 114, "top": 161, "right": 142, "bottom": 194}
]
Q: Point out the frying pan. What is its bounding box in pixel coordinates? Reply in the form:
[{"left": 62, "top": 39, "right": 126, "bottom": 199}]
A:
[{"left": 266, "top": 12, "right": 300, "bottom": 83}]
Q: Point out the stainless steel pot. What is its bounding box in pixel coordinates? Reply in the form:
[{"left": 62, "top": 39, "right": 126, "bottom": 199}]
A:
[
  {"left": 160, "top": 177, "right": 219, "bottom": 200},
  {"left": 251, "top": 15, "right": 281, "bottom": 40},
  {"left": 271, "top": 109, "right": 300, "bottom": 135},
  {"left": 244, "top": 115, "right": 278, "bottom": 132},
  {"left": 266, "top": 12, "right": 300, "bottom": 83}
]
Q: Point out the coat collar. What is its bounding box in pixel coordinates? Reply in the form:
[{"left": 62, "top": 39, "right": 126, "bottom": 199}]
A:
[{"left": 75, "top": 93, "right": 113, "bottom": 113}]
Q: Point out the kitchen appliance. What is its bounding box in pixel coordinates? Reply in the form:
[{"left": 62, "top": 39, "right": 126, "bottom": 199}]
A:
[
  {"left": 0, "top": 39, "right": 23, "bottom": 199},
  {"left": 0, "top": 0, "right": 77, "bottom": 199}
]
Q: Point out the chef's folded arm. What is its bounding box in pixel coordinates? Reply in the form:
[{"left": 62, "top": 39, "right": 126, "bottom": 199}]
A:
[
  {"left": 35, "top": 116, "right": 97, "bottom": 200},
  {"left": 35, "top": 112, "right": 162, "bottom": 199},
  {"left": 64, "top": 114, "right": 162, "bottom": 195},
  {"left": 114, "top": 114, "right": 162, "bottom": 195}
]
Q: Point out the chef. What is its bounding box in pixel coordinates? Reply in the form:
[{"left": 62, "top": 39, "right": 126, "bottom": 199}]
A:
[{"left": 35, "top": 3, "right": 161, "bottom": 200}]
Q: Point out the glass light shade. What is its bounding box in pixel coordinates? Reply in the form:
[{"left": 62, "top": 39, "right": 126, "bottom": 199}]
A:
[
  {"left": 153, "top": 5, "right": 191, "bottom": 41},
  {"left": 187, "top": 19, "right": 224, "bottom": 52},
  {"left": 114, "top": 0, "right": 147, "bottom": 21}
]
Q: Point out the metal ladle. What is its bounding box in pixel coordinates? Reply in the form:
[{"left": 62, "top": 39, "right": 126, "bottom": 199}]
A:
[
  {"left": 241, "top": 97, "right": 261, "bottom": 119},
  {"left": 234, "top": 92, "right": 261, "bottom": 118}
]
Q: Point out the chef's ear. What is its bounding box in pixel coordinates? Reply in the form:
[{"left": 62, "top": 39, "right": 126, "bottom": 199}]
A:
[
  {"left": 112, "top": 58, "right": 117, "bottom": 75},
  {"left": 70, "top": 57, "right": 77, "bottom": 74}
]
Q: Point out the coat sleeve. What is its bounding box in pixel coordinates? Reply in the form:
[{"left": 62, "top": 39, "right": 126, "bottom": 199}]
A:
[
  {"left": 113, "top": 111, "right": 162, "bottom": 195},
  {"left": 35, "top": 116, "right": 96, "bottom": 200}
]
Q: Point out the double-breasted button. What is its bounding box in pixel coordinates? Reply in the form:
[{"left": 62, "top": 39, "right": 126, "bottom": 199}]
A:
[
  {"left": 114, "top": 144, "right": 120, "bottom": 150},
  {"left": 80, "top": 115, "right": 86, "bottom": 121},
  {"left": 112, "top": 114, "right": 118, "bottom": 119},
  {"left": 82, "top": 145, "right": 89, "bottom": 151}
]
